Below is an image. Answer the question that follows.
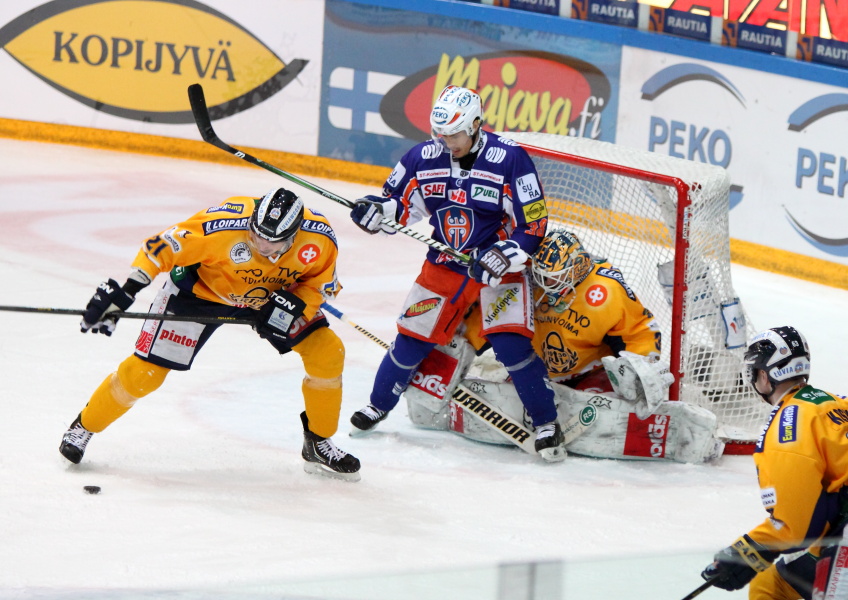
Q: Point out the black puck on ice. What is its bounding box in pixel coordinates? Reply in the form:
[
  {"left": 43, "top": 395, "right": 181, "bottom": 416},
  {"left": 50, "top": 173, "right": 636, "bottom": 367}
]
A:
[{"left": 83, "top": 485, "right": 101, "bottom": 495}]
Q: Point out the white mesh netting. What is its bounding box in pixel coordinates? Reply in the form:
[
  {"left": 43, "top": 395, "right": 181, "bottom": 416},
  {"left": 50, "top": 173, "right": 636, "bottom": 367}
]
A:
[{"left": 502, "top": 132, "right": 770, "bottom": 438}]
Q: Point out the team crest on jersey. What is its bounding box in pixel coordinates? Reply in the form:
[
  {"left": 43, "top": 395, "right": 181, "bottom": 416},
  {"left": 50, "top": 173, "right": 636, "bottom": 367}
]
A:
[
  {"left": 437, "top": 206, "right": 474, "bottom": 250},
  {"left": 230, "top": 242, "right": 252, "bottom": 264},
  {"left": 541, "top": 331, "right": 578, "bottom": 374},
  {"left": 404, "top": 297, "right": 441, "bottom": 317}
]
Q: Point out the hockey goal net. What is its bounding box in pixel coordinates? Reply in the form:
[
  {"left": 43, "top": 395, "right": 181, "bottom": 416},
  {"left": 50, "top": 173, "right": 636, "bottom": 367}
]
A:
[{"left": 502, "top": 132, "right": 770, "bottom": 439}]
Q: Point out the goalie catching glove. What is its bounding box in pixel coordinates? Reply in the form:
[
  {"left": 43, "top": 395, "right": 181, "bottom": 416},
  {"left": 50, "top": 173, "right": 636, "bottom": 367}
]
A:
[
  {"left": 601, "top": 351, "right": 674, "bottom": 419},
  {"left": 468, "top": 240, "right": 528, "bottom": 286},
  {"left": 350, "top": 195, "right": 398, "bottom": 235},
  {"left": 253, "top": 290, "right": 307, "bottom": 343},
  {"left": 80, "top": 271, "right": 150, "bottom": 336}
]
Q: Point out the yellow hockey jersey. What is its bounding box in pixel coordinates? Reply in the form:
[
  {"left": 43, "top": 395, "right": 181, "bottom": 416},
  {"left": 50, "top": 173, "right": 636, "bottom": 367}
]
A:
[
  {"left": 130, "top": 197, "right": 340, "bottom": 318},
  {"left": 532, "top": 261, "right": 661, "bottom": 382},
  {"left": 748, "top": 385, "right": 848, "bottom": 552}
]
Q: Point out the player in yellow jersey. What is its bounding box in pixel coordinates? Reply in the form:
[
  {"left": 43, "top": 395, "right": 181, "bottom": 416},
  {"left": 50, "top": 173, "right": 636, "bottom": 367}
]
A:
[
  {"left": 701, "top": 326, "right": 848, "bottom": 597},
  {"left": 59, "top": 188, "right": 361, "bottom": 481},
  {"left": 404, "top": 230, "right": 726, "bottom": 464}
]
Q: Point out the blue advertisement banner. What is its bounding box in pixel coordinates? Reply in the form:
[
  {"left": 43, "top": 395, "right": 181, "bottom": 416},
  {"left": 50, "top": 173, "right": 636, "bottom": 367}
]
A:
[
  {"left": 723, "top": 21, "right": 788, "bottom": 56},
  {"left": 649, "top": 7, "right": 712, "bottom": 43},
  {"left": 798, "top": 35, "right": 848, "bottom": 69},
  {"left": 320, "top": 0, "right": 621, "bottom": 167},
  {"left": 493, "top": 0, "right": 561, "bottom": 16},
  {"left": 573, "top": 0, "right": 638, "bottom": 29}
]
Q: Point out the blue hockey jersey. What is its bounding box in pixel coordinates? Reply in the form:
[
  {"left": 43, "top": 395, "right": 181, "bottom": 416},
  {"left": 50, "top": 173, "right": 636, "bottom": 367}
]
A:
[{"left": 379, "top": 131, "right": 549, "bottom": 274}]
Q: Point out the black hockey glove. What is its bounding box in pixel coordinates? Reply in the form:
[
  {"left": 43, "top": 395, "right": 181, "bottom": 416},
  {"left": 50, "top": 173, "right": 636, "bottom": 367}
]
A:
[
  {"left": 468, "top": 240, "right": 528, "bottom": 286},
  {"left": 701, "top": 535, "right": 777, "bottom": 591},
  {"left": 80, "top": 278, "right": 137, "bottom": 336},
  {"left": 254, "top": 291, "right": 307, "bottom": 342},
  {"left": 350, "top": 195, "right": 386, "bottom": 235}
]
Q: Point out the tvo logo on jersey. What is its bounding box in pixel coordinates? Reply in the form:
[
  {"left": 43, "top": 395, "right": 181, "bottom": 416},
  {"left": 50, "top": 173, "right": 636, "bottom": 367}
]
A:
[{"left": 437, "top": 206, "right": 474, "bottom": 250}]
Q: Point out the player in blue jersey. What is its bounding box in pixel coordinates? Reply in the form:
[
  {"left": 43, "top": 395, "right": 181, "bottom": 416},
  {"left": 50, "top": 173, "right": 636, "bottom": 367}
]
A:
[{"left": 347, "top": 85, "right": 564, "bottom": 461}]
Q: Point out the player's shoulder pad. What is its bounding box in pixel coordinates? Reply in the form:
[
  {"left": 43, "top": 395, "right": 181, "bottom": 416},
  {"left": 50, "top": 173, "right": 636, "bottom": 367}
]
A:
[
  {"left": 299, "top": 208, "right": 337, "bottom": 246},
  {"left": 594, "top": 264, "right": 636, "bottom": 301}
]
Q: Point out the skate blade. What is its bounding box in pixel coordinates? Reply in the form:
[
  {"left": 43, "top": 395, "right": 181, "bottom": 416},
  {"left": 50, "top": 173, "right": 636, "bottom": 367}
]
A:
[
  {"left": 348, "top": 425, "right": 379, "bottom": 438},
  {"left": 538, "top": 445, "right": 567, "bottom": 463},
  {"left": 303, "top": 461, "right": 361, "bottom": 482}
]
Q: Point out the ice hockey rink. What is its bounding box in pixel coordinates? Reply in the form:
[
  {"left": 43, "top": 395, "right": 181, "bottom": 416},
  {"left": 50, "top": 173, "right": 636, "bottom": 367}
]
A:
[{"left": 1, "top": 136, "right": 846, "bottom": 599}]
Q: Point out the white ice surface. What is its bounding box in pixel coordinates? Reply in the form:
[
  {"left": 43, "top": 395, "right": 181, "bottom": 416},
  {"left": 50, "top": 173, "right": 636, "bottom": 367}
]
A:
[{"left": 1, "top": 138, "right": 846, "bottom": 599}]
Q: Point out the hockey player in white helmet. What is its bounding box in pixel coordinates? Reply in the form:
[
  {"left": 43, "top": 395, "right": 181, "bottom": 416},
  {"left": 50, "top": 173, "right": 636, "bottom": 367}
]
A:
[
  {"left": 701, "top": 326, "right": 848, "bottom": 599},
  {"left": 60, "top": 187, "right": 361, "bottom": 481},
  {"left": 347, "top": 84, "right": 564, "bottom": 461},
  {"left": 404, "top": 229, "right": 725, "bottom": 464}
]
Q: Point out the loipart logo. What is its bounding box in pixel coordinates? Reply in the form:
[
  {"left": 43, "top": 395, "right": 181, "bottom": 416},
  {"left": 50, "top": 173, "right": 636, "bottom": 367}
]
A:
[
  {"left": 0, "top": 0, "right": 307, "bottom": 122},
  {"left": 381, "top": 51, "right": 611, "bottom": 140}
]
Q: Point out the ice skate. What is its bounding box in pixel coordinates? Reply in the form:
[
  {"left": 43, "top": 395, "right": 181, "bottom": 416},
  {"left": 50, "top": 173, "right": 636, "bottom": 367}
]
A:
[
  {"left": 534, "top": 421, "right": 566, "bottom": 462},
  {"left": 301, "top": 412, "right": 361, "bottom": 482},
  {"left": 349, "top": 403, "right": 388, "bottom": 436},
  {"left": 59, "top": 414, "right": 93, "bottom": 464}
]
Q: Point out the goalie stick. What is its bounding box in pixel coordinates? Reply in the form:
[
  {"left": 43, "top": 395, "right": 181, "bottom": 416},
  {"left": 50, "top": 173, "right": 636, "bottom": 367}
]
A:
[
  {"left": 0, "top": 304, "right": 253, "bottom": 325},
  {"left": 187, "top": 83, "right": 470, "bottom": 265},
  {"left": 319, "top": 302, "right": 593, "bottom": 455}
]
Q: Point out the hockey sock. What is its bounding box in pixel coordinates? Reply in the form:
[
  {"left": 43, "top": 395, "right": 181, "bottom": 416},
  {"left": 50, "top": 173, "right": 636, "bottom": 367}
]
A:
[
  {"left": 81, "top": 355, "right": 169, "bottom": 432},
  {"left": 370, "top": 334, "right": 436, "bottom": 412},
  {"left": 488, "top": 332, "right": 557, "bottom": 427},
  {"left": 302, "top": 375, "right": 342, "bottom": 439}
]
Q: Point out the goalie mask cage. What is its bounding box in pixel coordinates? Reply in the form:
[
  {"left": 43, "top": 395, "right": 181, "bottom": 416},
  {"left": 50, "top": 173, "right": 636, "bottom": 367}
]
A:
[{"left": 502, "top": 132, "right": 771, "bottom": 438}]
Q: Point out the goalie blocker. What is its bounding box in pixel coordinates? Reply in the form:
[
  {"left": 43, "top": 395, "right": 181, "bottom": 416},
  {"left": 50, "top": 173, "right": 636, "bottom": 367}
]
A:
[{"left": 405, "top": 335, "right": 724, "bottom": 464}]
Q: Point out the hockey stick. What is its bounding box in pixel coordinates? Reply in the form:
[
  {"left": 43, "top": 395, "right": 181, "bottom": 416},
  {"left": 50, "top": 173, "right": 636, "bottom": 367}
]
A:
[
  {"left": 320, "top": 302, "right": 593, "bottom": 454},
  {"left": 318, "top": 302, "right": 534, "bottom": 452},
  {"left": 680, "top": 578, "right": 715, "bottom": 599},
  {"left": 187, "top": 84, "right": 470, "bottom": 265},
  {"left": 0, "top": 305, "right": 253, "bottom": 325}
]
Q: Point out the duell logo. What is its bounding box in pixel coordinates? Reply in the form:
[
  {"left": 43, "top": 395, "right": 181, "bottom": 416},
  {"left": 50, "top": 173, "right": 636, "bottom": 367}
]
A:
[{"left": 0, "top": 0, "right": 307, "bottom": 123}]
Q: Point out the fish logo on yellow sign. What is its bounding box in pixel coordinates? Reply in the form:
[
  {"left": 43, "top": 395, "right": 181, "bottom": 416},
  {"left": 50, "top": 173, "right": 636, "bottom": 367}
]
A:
[{"left": 0, "top": 0, "right": 307, "bottom": 123}]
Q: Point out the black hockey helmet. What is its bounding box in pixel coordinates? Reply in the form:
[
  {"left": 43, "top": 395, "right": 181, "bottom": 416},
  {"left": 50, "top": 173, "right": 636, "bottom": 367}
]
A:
[
  {"left": 249, "top": 188, "right": 304, "bottom": 243},
  {"left": 744, "top": 326, "right": 811, "bottom": 397}
]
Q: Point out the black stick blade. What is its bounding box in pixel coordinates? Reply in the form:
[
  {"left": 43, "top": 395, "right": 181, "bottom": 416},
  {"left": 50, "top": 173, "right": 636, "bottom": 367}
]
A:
[{"left": 187, "top": 83, "right": 221, "bottom": 146}]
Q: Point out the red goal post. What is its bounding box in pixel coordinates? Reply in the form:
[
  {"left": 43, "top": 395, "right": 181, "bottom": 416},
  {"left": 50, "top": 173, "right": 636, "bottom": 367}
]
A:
[{"left": 503, "top": 132, "right": 771, "bottom": 439}]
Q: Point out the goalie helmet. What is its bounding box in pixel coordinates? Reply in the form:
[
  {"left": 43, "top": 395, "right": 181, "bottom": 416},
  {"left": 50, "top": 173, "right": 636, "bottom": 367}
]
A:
[
  {"left": 249, "top": 188, "right": 304, "bottom": 243},
  {"left": 531, "top": 229, "right": 594, "bottom": 308},
  {"left": 744, "top": 326, "right": 811, "bottom": 398},
  {"left": 430, "top": 85, "right": 483, "bottom": 141}
]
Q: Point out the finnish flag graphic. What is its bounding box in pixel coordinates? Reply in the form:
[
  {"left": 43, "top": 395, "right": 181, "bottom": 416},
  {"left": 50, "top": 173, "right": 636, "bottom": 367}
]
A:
[{"left": 328, "top": 67, "right": 404, "bottom": 137}]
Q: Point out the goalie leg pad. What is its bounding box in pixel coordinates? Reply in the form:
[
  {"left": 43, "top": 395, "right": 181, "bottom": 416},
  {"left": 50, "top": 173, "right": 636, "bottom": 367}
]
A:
[{"left": 406, "top": 334, "right": 477, "bottom": 430}]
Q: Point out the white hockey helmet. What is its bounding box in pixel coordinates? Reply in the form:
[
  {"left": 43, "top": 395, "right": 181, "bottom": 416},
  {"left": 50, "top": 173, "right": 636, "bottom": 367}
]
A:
[
  {"left": 531, "top": 229, "right": 594, "bottom": 309},
  {"left": 429, "top": 85, "right": 483, "bottom": 142},
  {"left": 744, "top": 326, "right": 811, "bottom": 398}
]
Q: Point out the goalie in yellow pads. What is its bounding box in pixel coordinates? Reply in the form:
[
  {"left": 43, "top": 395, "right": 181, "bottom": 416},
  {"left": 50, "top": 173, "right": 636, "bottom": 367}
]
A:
[{"left": 59, "top": 187, "right": 361, "bottom": 481}]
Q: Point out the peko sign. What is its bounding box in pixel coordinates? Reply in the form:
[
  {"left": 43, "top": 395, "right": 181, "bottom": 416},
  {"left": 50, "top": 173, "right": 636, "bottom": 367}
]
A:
[{"left": 0, "top": 0, "right": 307, "bottom": 123}]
